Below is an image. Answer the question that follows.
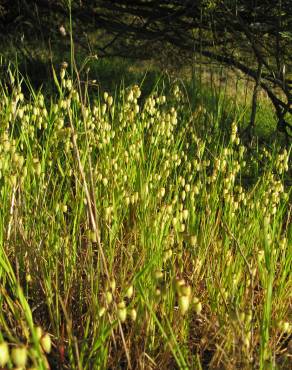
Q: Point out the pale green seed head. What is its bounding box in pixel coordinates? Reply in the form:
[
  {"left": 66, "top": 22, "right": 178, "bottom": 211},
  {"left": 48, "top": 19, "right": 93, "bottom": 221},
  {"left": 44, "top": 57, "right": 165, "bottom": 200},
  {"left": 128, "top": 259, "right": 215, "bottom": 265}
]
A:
[
  {"left": 41, "top": 333, "right": 52, "bottom": 354},
  {"left": 0, "top": 341, "right": 9, "bottom": 367},
  {"left": 11, "top": 346, "right": 27, "bottom": 367}
]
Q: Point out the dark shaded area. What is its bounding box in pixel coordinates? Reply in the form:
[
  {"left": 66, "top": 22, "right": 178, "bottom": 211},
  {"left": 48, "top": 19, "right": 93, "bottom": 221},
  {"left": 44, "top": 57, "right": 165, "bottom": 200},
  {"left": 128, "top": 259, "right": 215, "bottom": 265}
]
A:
[{"left": 0, "top": 1, "right": 291, "bottom": 140}]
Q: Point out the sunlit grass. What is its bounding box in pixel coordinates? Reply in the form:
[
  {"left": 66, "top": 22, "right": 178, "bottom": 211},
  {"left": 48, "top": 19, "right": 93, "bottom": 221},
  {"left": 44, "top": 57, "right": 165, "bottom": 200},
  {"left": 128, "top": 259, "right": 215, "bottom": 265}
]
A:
[{"left": 0, "top": 62, "right": 291, "bottom": 369}]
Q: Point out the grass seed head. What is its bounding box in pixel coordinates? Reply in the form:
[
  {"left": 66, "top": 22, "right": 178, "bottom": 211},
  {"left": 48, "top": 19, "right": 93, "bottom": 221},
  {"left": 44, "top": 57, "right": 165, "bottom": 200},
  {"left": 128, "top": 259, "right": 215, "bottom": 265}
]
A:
[
  {"left": 41, "top": 333, "right": 52, "bottom": 354},
  {"left": 278, "top": 321, "right": 291, "bottom": 333},
  {"left": 105, "top": 291, "right": 113, "bottom": 304},
  {"left": 117, "top": 301, "right": 127, "bottom": 322},
  {"left": 154, "top": 270, "right": 163, "bottom": 281},
  {"left": 107, "top": 96, "right": 113, "bottom": 107},
  {"left": 0, "top": 341, "right": 9, "bottom": 367},
  {"left": 190, "top": 235, "right": 197, "bottom": 247},
  {"left": 35, "top": 326, "right": 43, "bottom": 340},
  {"left": 180, "top": 285, "right": 192, "bottom": 297},
  {"left": 11, "top": 346, "right": 27, "bottom": 367},
  {"left": 130, "top": 308, "right": 137, "bottom": 322},
  {"left": 125, "top": 285, "right": 134, "bottom": 299},
  {"left": 109, "top": 279, "right": 116, "bottom": 292},
  {"left": 98, "top": 307, "right": 106, "bottom": 317},
  {"left": 193, "top": 297, "right": 202, "bottom": 314},
  {"left": 179, "top": 295, "right": 190, "bottom": 315}
]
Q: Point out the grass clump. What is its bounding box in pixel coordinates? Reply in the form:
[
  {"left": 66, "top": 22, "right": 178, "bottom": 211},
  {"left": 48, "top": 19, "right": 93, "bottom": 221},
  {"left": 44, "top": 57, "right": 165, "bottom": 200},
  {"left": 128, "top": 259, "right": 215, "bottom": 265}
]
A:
[{"left": 0, "top": 63, "right": 291, "bottom": 370}]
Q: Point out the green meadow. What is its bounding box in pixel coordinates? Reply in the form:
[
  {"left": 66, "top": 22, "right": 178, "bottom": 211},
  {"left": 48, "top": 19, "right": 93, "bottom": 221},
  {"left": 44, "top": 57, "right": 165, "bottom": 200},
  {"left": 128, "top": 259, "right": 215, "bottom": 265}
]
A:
[{"left": 0, "top": 55, "right": 291, "bottom": 370}]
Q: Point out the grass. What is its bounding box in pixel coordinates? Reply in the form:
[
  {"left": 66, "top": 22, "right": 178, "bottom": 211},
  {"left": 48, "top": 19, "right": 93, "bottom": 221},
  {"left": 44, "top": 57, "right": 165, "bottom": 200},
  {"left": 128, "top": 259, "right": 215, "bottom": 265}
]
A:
[{"left": 0, "top": 58, "right": 291, "bottom": 370}]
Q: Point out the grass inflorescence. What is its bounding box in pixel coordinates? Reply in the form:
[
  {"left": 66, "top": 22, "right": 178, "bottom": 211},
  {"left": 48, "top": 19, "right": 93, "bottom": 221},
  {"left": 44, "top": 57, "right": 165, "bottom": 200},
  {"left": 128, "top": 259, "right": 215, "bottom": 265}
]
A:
[{"left": 0, "top": 62, "right": 291, "bottom": 370}]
